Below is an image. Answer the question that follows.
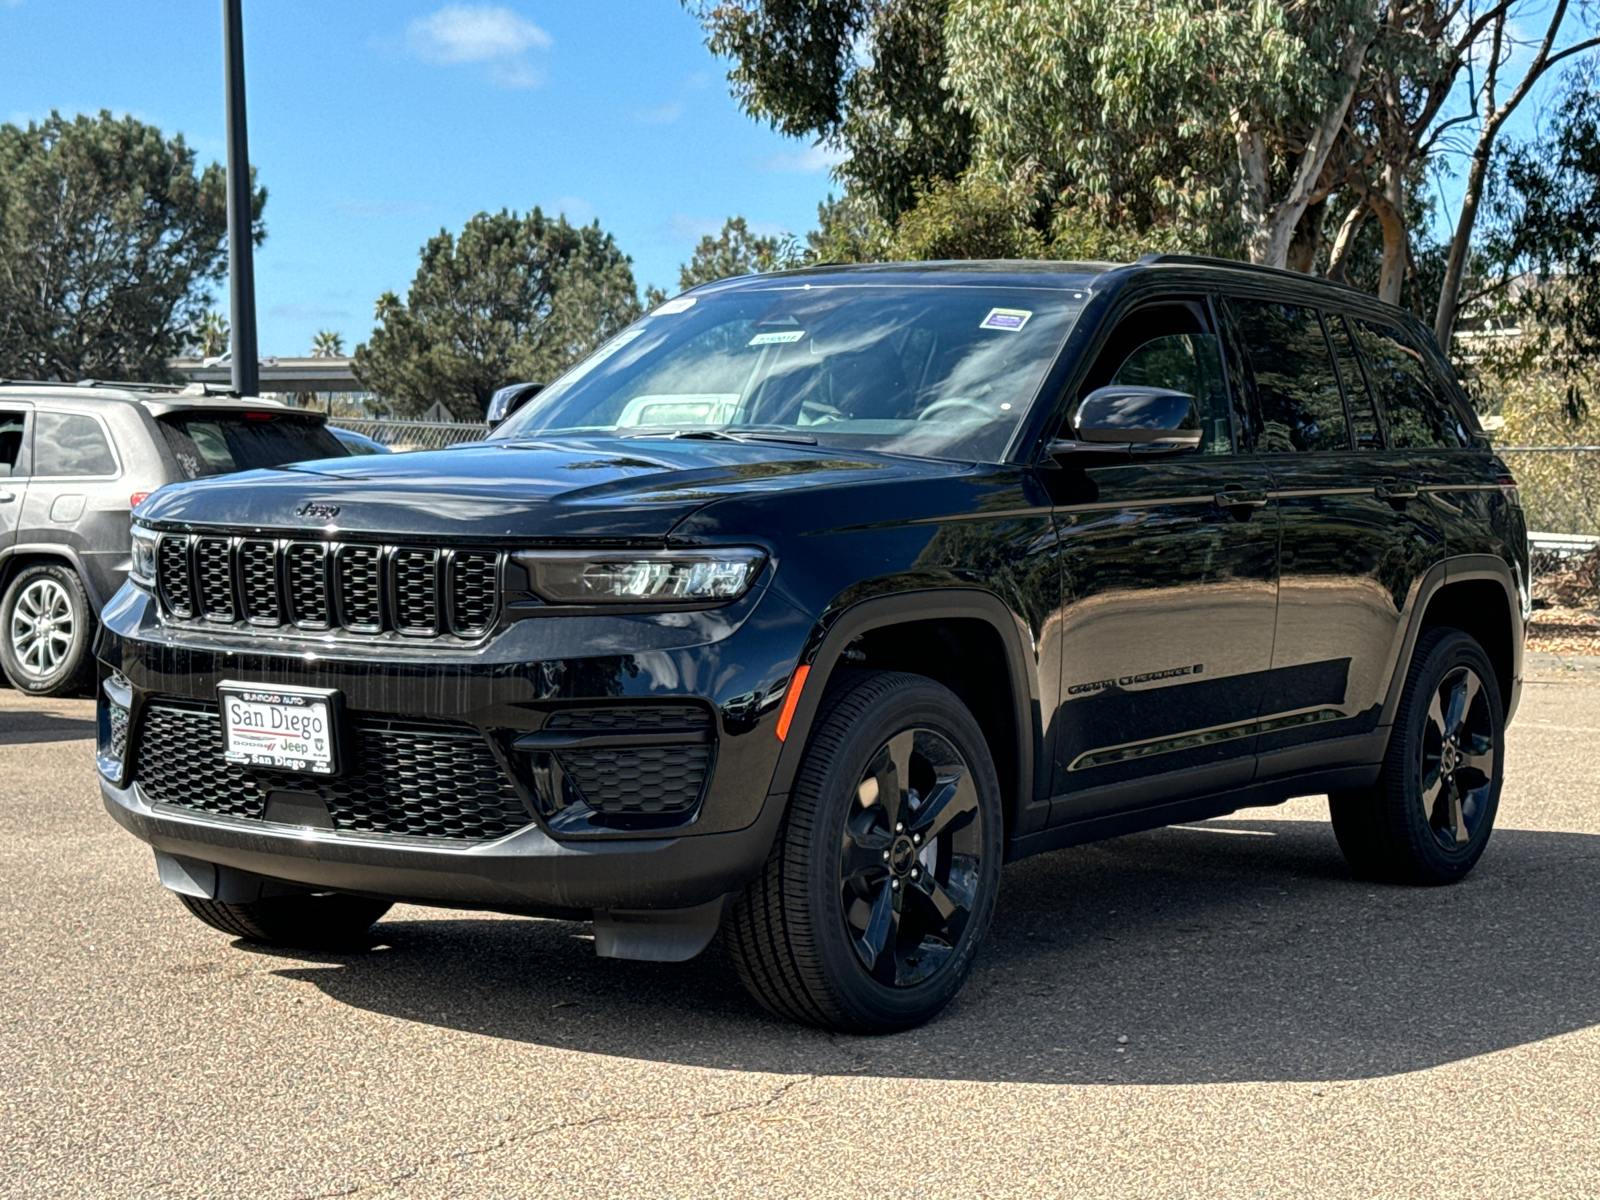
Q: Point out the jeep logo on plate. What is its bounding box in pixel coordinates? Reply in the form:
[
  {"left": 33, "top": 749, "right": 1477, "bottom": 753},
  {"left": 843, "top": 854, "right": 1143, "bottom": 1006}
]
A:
[{"left": 294, "top": 502, "right": 341, "bottom": 521}]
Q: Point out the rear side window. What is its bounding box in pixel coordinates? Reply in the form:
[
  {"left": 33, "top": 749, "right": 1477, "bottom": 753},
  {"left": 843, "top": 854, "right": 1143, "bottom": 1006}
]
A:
[
  {"left": 1324, "top": 314, "right": 1384, "bottom": 449},
  {"left": 33, "top": 412, "right": 117, "bottom": 477},
  {"left": 158, "top": 413, "right": 346, "bottom": 480},
  {"left": 1226, "top": 298, "right": 1349, "bottom": 453},
  {"left": 0, "top": 410, "right": 25, "bottom": 477},
  {"left": 1350, "top": 320, "right": 1468, "bottom": 449}
]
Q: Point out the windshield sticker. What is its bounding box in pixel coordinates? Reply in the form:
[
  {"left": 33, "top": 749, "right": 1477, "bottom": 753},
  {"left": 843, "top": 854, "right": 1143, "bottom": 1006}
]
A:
[
  {"left": 653, "top": 297, "right": 697, "bottom": 315},
  {"left": 980, "top": 308, "right": 1033, "bottom": 332},
  {"left": 748, "top": 330, "right": 807, "bottom": 346}
]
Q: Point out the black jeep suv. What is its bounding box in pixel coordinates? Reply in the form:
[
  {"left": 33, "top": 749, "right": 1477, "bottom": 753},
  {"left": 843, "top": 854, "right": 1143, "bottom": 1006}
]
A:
[{"left": 97, "top": 257, "right": 1526, "bottom": 1033}]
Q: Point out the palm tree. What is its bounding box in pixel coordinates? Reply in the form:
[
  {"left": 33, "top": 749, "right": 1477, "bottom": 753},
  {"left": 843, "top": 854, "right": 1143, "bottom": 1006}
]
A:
[
  {"left": 192, "top": 311, "right": 229, "bottom": 358},
  {"left": 310, "top": 330, "right": 345, "bottom": 358}
]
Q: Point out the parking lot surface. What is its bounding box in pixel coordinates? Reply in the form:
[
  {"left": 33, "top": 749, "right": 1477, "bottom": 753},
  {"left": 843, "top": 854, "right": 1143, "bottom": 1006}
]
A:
[{"left": 5, "top": 658, "right": 1600, "bottom": 1198}]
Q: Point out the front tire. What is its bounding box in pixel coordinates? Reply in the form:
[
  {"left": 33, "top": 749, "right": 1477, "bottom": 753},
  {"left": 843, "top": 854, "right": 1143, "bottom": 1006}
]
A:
[
  {"left": 177, "top": 892, "right": 392, "bottom": 949},
  {"left": 1, "top": 563, "right": 96, "bottom": 697},
  {"left": 1330, "top": 627, "right": 1504, "bottom": 885},
  {"left": 725, "top": 671, "right": 1003, "bottom": 1033}
]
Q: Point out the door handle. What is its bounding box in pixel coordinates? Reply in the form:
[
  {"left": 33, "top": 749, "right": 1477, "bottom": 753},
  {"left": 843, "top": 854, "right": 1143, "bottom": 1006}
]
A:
[
  {"left": 1214, "top": 487, "right": 1269, "bottom": 512},
  {"left": 1375, "top": 480, "right": 1419, "bottom": 509}
]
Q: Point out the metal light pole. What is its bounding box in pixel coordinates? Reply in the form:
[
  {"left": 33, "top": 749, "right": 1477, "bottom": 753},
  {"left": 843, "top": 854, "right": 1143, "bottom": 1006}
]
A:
[{"left": 223, "top": 0, "right": 259, "bottom": 396}]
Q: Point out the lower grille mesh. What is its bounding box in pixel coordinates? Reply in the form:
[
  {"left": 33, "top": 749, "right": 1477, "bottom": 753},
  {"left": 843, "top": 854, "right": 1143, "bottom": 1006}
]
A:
[
  {"left": 135, "top": 701, "right": 531, "bottom": 841},
  {"left": 540, "top": 706, "right": 714, "bottom": 818}
]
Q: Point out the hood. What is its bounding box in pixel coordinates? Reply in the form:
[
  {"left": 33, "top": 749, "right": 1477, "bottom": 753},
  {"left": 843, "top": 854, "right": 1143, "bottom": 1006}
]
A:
[{"left": 137, "top": 435, "right": 962, "bottom": 541}]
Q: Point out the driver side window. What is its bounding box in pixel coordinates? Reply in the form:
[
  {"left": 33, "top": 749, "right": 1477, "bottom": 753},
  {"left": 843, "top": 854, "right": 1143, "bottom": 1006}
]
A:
[{"left": 1076, "top": 301, "right": 1234, "bottom": 454}]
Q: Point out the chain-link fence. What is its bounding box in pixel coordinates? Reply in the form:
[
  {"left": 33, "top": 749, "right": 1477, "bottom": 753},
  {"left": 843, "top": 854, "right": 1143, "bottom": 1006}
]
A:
[{"left": 328, "top": 417, "right": 489, "bottom": 452}]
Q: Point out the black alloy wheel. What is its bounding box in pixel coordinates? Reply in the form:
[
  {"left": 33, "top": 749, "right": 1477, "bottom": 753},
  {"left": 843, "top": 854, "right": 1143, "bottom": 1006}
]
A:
[
  {"left": 838, "top": 728, "right": 984, "bottom": 988},
  {"left": 724, "top": 671, "right": 1003, "bottom": 1033},
  {"left": 1417, "top": 662, "right": 1497, "bottom": 851},
  {"left": 1330, "top": 627, "right": 1504, "bottom": 885}
]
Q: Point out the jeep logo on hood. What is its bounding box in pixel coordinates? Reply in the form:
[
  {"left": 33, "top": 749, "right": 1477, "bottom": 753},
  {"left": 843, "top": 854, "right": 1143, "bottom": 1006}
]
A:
[{"left": 294, "top": 501, "right": 341, "bottom": 521}]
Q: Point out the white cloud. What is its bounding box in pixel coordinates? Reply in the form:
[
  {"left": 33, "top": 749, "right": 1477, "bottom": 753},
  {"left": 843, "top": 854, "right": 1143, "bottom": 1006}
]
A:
[
  {"left": 745, "top": 144, "right": 846, "bottom": 174},
  {"left": 334, "top": 197, "right": 432, "bottom": 219},
  {"left": 405, "top": 5, "right": 550, "bottom": 88},
  {"left": 631, "top": 101, "right": 683, "bottom": 125}
]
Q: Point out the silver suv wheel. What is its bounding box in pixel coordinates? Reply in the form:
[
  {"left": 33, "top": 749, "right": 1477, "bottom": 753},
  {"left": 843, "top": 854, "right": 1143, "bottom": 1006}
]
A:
[{"left": 9, "top": 576, "right": 74, "bottom": 678}]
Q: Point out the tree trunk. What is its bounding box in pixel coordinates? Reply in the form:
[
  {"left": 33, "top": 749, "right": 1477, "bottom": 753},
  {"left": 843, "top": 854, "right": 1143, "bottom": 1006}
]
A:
[
  {"left": 1370, "top": 164, "right": 1407, "bottom": 306},
  {"left": 1286, "top": 197, "right": 1329, "bottom": 274},
  {"left": 1326, "top": 199, "right": 1368, "bottom": 284},
  {"left": 1434, "top": 141, "right": 1493, "bottom": 351}
]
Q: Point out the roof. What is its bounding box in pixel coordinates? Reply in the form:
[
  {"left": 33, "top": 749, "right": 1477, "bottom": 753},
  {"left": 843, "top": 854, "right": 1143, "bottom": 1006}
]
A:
[{"left": 0, "top": 378, "right": 305, "bottom": 415}]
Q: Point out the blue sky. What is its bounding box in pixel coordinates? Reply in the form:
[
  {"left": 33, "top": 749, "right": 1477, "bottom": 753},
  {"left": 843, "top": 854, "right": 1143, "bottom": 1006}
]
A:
[{"left": 0, "top": 1, "right": 841, "bottom": 356}]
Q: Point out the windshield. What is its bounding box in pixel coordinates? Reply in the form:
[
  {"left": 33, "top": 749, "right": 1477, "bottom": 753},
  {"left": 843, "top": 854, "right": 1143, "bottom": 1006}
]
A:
[
  {"left": 493, "top": 280, "right": 1092, "bottom": 461},
  {"left": 158, "top": 412, "right": 347, "bottom": 480}
]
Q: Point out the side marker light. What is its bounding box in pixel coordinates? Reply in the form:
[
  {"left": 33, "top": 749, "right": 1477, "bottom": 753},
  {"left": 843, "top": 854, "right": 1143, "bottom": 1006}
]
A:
[{"left": 775, "top": 664, "right": 810, "bottom": 742}]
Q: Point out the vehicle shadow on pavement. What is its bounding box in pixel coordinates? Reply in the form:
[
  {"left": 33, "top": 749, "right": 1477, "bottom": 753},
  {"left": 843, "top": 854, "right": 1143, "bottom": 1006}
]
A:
[
  {"left": 260, "top": 817, "right": 1600, "bottom": 1085},
  {"left": 0, "top": 708, "right": 97, "bottom": 745}
]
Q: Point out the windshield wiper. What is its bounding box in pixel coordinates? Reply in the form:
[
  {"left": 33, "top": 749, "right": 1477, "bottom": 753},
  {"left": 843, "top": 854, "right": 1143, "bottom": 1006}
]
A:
[{"left": 621, "top": 428, "right": 819, "bottom": 446}]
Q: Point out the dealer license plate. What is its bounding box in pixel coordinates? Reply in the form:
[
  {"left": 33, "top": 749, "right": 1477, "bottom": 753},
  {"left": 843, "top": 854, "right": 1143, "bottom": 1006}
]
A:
[{"left": 218, "top": 682, "right": 340, "bottom": 775}]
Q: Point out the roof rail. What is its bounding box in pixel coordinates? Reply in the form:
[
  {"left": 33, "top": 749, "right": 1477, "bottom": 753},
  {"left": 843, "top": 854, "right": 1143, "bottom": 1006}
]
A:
[
  {"left": 0, "top": 377, "right": 233, "bottom": 397},
  {"left": 1131, "top": 252, "right": 1386, "bottom": 298}
]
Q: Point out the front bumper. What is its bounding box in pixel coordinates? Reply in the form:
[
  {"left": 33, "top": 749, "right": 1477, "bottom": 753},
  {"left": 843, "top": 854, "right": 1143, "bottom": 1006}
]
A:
[
  {"left": 95, "top": 579, "right": 812, "bottom": 913},
  {"left": 101, "top": 774, "right": 786, "bottom": 914}
]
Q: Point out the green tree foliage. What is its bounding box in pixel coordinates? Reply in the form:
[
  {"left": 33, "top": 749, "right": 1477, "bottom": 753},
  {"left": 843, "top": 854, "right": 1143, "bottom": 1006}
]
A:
[
  {"left": 0, "top": 110, "right": 264, "bottom": 382},
  {"left": 352, "top": 209, "right": 643, "bottom": 420},
  {"left": 678, "top": 217, "right": 801, "bottom": 289},
  {"left": 1478, "top": 73, "right": 1600, "bottom": 421},
  {"left": 683, "top": 0, "right": 973, "bottom": 222},
  {"left": 310, "top": 329, "right": 345, "bottom": 358}
]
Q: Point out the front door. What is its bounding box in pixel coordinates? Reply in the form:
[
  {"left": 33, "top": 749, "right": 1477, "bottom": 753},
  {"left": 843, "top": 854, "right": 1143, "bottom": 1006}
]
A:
[{"left": 1045, "top": 298, "right": 1280, "bottom": 826}]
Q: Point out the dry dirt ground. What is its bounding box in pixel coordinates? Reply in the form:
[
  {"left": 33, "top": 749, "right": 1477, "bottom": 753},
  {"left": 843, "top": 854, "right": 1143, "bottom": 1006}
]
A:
[{"left": 5, "top": 657, "right": 1600, "bottom": 1199}]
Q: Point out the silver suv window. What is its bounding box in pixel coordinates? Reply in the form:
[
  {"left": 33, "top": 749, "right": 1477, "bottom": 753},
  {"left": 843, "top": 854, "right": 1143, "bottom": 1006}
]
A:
[{"left": 33, "top": 412, "right": 117, "bottom": 477}]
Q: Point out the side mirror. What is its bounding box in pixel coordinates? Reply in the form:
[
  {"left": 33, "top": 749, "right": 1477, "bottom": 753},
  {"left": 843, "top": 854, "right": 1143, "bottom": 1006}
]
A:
[
  {"left": 1048, "top": 385, "right": 1202, "bottom": 463},
  {"left": 487, "top": 381, "right": 544, "bottom": 429}
]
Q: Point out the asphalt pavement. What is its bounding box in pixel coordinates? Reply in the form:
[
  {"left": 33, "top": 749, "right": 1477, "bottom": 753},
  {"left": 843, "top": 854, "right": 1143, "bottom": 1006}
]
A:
[{"left": 5, "top": 658, "right": 1600, "bottom": 1198}]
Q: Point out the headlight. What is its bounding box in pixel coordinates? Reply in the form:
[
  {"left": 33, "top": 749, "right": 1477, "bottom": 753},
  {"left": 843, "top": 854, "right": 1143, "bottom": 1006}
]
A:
[
  {"left": 130, "top": 524, "right": 159, "bottom": 588},
  {"left": 516, "top": 547, "right": 767, "bottom": 604}
]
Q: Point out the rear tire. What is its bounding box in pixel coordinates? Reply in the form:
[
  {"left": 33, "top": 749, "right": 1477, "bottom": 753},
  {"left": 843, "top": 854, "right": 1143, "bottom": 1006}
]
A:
[
  {"left": 177, "top": 892, "right": 392, "bottom": 949},
  {"left": 1330, "top": 627, "right": 1504, "bottom": 885},
  {"left": 724, "top": 671, "right": 1003, "bottom": 1033},
  {"left": 1, "top": 563, "right": 96, "bottom": 697}
]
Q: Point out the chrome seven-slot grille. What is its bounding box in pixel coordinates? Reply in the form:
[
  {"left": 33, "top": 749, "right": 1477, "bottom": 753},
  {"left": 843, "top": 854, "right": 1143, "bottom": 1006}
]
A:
[{"left": 156, "top": 533, "right": 500, "bottom": 638}]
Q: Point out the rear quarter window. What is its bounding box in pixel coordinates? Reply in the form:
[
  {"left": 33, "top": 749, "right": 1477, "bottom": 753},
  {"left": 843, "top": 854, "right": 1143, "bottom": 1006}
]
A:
[
  {"left": 33, "top": 412, "right": 117, "bottom": 477},
  {"left": 1350, "top": 320, "right": 1468, "bottom": 449},
  {"left": 158, "top": 413, "right": 347, "bottom": 480}
]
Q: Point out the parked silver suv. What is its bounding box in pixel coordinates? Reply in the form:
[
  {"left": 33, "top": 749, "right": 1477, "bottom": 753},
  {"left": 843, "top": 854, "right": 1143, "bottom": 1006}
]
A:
[{"left": 0, "top": 381, "right": 348, "bottom": 696}]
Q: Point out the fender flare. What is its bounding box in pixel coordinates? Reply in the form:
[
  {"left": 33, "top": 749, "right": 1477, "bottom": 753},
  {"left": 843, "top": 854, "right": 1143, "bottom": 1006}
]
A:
[
  {"left": 766, "top": 588, "right": 1043, "bottom": 827},
  {"left": 0, "top": 542, "right": 105, "bottom": 611},
  {"left": 1379, "top": 554, "right": 1525, "bottom": 729}
]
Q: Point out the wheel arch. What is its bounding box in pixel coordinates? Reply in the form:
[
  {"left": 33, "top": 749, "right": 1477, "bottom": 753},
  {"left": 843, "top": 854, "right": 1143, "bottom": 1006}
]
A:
[
  {"left": 769, "top": 590, "right": 1043, "bottom": 844},
  {"left": 1383, "top": 555, "right": 1524, "bottom": 728},
  {"left": 0, "top": 546, "right": 102, "bottom": 609}
]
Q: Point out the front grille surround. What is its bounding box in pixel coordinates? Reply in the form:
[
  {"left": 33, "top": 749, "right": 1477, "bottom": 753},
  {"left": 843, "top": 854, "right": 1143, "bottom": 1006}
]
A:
[{"left": 154, "top": 533, "right": 501, "bottom": 640}]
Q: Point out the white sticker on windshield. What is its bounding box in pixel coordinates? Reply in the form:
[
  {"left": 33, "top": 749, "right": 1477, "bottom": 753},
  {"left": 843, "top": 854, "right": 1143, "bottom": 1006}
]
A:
[
  {"left": 749, "top": 330, "right": 806, "bottom": 346},
  {"left": 654, "top": 297, "right": 697, "bottom": 315},
  {"left": 980, "top": 308, "right": 1033, "bottom": 332}
]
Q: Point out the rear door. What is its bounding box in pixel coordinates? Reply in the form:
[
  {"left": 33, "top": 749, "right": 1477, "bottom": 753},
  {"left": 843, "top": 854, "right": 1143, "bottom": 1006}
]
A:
[
  {"left": 0, "top": 405, "right": 30, "bottom": 553},
  {"left": 1221, "top": 296, "right": 1440, "bottom": 777},
  {"left": 1046, "top": 295, "right": 1279, "bottom": 825}
]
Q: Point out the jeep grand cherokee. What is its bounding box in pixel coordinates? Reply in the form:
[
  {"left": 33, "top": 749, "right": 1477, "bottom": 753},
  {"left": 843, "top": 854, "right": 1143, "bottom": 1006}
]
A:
[{"left": 96, "top": 257, "right": 1526, "bottom": 1032}]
